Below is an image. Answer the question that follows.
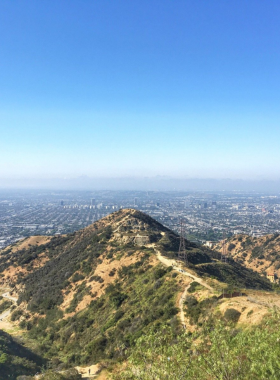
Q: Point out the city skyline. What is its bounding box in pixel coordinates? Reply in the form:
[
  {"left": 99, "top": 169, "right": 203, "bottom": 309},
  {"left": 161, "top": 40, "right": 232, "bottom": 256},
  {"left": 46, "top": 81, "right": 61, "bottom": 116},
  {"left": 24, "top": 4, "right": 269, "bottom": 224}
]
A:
[{"left": 1, "top": 188, "right": 280, "bottom": 250}]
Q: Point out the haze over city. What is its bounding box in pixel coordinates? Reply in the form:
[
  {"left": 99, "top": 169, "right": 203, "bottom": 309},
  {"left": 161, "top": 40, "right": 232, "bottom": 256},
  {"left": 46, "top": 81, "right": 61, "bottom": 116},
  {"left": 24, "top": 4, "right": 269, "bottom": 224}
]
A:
[{"left": 1, "top": 1, "right": 280, "bottom": 189}]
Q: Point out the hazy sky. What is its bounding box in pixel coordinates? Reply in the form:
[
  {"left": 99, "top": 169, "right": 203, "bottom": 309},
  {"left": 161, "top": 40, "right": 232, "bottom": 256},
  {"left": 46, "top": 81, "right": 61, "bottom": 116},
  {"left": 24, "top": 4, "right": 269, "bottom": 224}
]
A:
[{"left": 1, "top": 1, "right": 280, "bottom": 181}]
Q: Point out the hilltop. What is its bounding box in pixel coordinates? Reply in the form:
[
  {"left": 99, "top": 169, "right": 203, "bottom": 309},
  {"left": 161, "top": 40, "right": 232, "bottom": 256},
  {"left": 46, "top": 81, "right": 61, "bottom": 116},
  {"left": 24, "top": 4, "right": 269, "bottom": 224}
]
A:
[
  {"left": 0, "top": 209, "right": 271, "bottom": 299},
  {"left": 213, "top": 233, "right": 280, "bottom": 279}
]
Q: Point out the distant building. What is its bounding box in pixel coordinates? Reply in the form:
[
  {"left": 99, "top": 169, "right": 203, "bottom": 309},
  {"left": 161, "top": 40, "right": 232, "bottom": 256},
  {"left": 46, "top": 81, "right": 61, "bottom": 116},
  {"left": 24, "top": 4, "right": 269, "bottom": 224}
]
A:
[
  {"left": 234, "top": 229, "right": 243, "bottom": 235},
  {"left": 91, "top": 198, "right": 96, "bottom": 207},
  {"left": 204, "top": 241, "right": 216, "bottom": 248},
  {"left": 60, "top": 200, "right": 64, "bottom": 206},
  {"left": 184, "top": 200, "right": 191, "bottom": 208},
  {"left": 267, "top": 272, "right": 277, "bottom": 283},
  {"left": 251, "top": 230, "right": 263, "bottom": 237}
]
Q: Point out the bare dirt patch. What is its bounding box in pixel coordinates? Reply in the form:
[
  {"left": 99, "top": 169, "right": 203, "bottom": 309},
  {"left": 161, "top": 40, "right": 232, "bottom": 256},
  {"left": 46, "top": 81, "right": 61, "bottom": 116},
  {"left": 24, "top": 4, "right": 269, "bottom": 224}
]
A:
[
  {"left": 9, "top": 235, "right": 51, "bottom": 252},
  {"left": 218, "top": 292, "right": 280, "bottom": 325}
]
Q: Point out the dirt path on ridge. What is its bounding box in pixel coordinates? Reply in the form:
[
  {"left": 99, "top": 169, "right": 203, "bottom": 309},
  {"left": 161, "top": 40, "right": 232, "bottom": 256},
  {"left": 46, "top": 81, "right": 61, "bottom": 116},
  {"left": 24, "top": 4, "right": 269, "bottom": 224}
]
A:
[
  {"left": 2, "top": 292, "right": 18, "bottom": 303},
  {"left": 154, "top": 249, "right": 213, "bottom": 291},
  {"left": 76, "top": 364, "right": 100, "bottom": 378},
  {"left": 0, "top": 290, "right": 18, "bottom": 330},
  {"left": 151, "top": 247, "right": 213, "bottom": 327}
]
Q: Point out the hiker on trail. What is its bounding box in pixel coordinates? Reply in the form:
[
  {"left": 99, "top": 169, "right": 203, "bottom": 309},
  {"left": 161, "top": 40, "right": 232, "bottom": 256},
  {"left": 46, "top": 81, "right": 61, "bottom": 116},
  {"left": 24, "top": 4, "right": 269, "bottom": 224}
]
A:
[{"left": 89, "top": 368, "right": 91, "bottom": 375}]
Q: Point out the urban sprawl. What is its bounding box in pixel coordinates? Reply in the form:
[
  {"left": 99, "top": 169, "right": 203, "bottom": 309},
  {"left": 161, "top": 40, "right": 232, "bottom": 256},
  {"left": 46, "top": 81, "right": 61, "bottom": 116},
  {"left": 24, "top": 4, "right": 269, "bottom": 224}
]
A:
[{"left": 1, "top": 190, "right": 280, "bottom": 249}]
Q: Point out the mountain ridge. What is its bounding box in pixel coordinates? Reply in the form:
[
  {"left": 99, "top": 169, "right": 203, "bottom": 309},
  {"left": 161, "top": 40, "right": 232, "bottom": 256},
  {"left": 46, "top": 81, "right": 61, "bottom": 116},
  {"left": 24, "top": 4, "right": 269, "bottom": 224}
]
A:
[
  {"left": 0, "top": 209, "right": 272, "bottom": 311},
  {"left": 0, "top": 208, "right": 273, "bottom": 376}
]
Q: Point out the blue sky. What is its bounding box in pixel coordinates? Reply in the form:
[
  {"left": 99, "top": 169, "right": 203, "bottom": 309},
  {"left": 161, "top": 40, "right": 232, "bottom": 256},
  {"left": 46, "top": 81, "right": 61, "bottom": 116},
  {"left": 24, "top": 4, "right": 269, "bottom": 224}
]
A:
[{"left": 1, "top": 0, "right": 280, "bottom": 181}]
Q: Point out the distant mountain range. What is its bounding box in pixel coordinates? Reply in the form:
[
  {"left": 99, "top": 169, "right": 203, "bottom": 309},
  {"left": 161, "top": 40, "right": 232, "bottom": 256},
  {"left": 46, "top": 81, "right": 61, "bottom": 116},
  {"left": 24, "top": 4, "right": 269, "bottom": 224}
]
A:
[{"left": 1, "top": 176, "right": 280, "bottom": 191}]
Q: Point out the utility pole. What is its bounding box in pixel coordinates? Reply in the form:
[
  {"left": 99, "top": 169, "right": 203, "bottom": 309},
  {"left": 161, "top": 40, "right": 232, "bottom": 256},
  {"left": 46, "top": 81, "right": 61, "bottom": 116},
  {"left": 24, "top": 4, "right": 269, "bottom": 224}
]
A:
[
  {"left": 178, "top": 219, "right": 188, "bottom": 263},
  {"left": 221, "top": 230, "right": 227, "bottom": 262}
]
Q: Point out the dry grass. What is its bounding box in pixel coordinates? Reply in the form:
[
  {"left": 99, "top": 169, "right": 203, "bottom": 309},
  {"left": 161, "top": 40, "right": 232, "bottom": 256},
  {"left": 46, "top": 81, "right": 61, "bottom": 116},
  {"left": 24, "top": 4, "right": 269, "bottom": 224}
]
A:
[{"left": 9, "top": 235, "right": 51, "bottom": 253}]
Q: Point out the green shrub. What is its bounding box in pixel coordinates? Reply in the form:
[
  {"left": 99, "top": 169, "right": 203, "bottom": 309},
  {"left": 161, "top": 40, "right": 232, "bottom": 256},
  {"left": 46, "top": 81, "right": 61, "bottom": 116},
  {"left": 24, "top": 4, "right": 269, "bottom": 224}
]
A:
[
  {"left": 90, "top": 275, "right": 104, "bottom": 283},
  {"left": 10, "top": 308, "right": 23, "bottom": 321},
  {"left": 224, "top": 308, "right": 241, "bottom": 323},
  {"left": 106, "top": 252, "right": 114, "bottom": 259},
  {"left": 187, "top": 281, "right": 201, "bottom": 293},
  {"left": 86, "top": 336, "right": 107, "bottom": 361},
  {"left": 0, "top": 299, "right": 12, "bottom": 313},
  {"left": 154, "top": 268, "right": 167, "bottom": 279},
  {"left": 72, "top": 273, "right": 85, "bottom": 282},
  {"left": 184, "top": 296, "right": 198, "bottom": 308},
  {"left": 109, "top": 268, "right": 116, "bottom": 276},
  {"left": 247, "top": 310, "right": 253, "bottom": 317}
]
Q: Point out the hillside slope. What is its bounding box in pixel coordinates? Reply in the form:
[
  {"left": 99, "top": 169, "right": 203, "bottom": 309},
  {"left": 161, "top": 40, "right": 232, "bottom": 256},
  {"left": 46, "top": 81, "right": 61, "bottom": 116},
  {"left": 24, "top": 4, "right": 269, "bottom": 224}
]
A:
[
  {"left": 213, "top": 233, "right": 280, "bottom": 278},
  {"left": 0, "top": 209, "right": 272, "bottom": 369}
]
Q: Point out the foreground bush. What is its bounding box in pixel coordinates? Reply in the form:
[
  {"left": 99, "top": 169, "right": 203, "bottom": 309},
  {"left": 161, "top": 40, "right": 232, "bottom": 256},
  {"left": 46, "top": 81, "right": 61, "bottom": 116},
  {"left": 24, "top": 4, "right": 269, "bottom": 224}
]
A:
[{"left": 113, "top": 310, "right": 280, "bottom": 380}]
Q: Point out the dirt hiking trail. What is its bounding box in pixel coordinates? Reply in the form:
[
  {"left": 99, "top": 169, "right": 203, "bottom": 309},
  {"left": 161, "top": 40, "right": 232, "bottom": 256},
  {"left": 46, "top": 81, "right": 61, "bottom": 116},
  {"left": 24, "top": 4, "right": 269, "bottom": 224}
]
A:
[{"left": 154, "top": 248, "right": 213, "bottom": 326}]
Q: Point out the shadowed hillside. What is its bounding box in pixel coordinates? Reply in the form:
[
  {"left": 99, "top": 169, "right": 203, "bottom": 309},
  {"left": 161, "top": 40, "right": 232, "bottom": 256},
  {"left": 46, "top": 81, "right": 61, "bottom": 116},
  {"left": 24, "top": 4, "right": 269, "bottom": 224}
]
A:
[{"left": 0, "top": 329, "right": 45, "bottom": 380}]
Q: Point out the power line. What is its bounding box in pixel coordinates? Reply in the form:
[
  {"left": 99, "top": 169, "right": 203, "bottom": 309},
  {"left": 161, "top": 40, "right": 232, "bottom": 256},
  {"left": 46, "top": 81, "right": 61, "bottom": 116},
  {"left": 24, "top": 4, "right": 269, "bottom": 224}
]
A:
[
  {"left": 221, "top": 230, "right": 228, "bottom": 263},
  {"left": 178, "top": 219, "right": 188, "bottom": 263}
]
